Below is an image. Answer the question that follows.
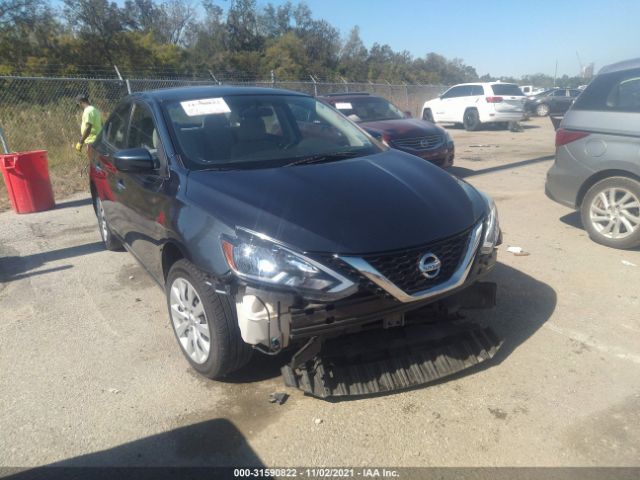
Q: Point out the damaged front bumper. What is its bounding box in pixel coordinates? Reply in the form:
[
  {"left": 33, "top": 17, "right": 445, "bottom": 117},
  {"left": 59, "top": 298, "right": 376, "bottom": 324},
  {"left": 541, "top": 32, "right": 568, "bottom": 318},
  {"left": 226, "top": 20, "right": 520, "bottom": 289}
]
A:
[
  {"left": 232, "top": 241, "right": 498, "bottom": 354},
  {"left": 229, "top": 231, "right": 500, "bottom": 397}
]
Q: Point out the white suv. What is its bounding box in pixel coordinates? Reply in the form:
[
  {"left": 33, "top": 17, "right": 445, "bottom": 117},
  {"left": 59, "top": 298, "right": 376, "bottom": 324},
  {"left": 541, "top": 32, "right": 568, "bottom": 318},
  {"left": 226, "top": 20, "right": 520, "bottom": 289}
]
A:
[{"left": 422, "top": 82, "right": 526, "bottom": 131}]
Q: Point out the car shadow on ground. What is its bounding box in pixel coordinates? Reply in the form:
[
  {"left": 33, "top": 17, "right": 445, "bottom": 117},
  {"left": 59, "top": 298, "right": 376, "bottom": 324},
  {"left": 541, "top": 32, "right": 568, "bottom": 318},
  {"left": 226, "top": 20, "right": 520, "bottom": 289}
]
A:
[
  {"left": 223, "top": 262, "right": 556, "bottom": 399},
  {"left": 472, "top": 261, "right": 556, "bottom": 365},
  {"left": 4, "top": 418, "right": 263, "bottom": 478},
  {"left": 559, "top": 210, "right": 582, "bottom": 229},
  {"left": 54, "top": 196, "right": 93, "bottom": 209},
  {"left": 448, "top": 154, "right": 554, "bottom": 179},
  {"left": 0, "top": 241, "right": 105, "bottom": 282}
]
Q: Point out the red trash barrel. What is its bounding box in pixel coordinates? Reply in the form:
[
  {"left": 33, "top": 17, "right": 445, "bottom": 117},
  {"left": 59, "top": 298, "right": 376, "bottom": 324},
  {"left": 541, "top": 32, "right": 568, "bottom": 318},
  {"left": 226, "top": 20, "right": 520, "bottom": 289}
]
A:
[{"left": 0, "top": 150, "right": 55, "bottom": 214}]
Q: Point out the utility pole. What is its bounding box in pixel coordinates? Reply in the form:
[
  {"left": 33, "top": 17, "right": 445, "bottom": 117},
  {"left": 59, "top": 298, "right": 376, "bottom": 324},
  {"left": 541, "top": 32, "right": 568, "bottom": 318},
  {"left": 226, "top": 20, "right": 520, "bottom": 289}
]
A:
[{"left": 553, "top": 60, "right": 558, "bottom": 87}]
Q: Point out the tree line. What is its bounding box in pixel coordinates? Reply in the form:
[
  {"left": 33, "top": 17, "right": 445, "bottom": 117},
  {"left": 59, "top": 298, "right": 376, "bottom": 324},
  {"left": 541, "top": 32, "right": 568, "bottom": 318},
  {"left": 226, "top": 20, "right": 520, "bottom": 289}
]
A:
[{"left": 0, "top": 0, "right": 586, "bottom": 87}]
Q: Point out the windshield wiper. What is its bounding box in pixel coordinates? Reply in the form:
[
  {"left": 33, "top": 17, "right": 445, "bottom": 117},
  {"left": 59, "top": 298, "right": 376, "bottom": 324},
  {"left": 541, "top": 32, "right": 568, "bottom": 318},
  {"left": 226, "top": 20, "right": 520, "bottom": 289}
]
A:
[{"left": 284, "top": 150, "right": 361, "bottom": 167}]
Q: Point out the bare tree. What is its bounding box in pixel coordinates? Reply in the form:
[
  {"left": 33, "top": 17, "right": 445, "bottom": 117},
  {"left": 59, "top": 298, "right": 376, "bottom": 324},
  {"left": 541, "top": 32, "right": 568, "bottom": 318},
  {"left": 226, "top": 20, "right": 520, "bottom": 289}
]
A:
[
  {"left": 0, "top": 0, "right": 43, "bottom": 27},
  {"left": 156, "top": 0, "right": 196, "bottom": 45}
]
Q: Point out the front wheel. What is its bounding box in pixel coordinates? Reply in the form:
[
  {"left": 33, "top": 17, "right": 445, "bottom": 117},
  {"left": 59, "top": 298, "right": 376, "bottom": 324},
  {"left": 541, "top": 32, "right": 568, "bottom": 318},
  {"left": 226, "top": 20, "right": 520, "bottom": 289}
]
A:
[
  {"left": 95, "top": 197, "right": 122, "bottom": 251},
  {"left": 463, "top": 109, "right": 480, "bottom": 131},
  {"left": 166, "top": 259, "right": 253, "bottom": 378},
  {"left": 580, "top": 177, "right": 640, "bottom": 249}
]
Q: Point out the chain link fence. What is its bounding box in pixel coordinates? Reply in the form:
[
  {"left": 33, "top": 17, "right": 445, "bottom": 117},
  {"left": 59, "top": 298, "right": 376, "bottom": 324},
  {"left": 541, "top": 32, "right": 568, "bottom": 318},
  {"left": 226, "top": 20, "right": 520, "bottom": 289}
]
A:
[{"left": 0, "top": 74, "right": 445, "bottom": 209}]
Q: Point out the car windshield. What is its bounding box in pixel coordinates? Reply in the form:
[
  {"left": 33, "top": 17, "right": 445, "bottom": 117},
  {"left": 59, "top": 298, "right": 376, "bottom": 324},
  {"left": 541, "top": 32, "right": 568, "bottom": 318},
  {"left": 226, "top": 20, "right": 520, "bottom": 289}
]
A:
[
  {"left": 331, "top": 97, "right": 405, "bottom": 122},
  {"left": 491, "top": 84, "right": 524, "bottom": 96},
  {"left": 162, "top": 94, "right": 382, "bottom": 170}
]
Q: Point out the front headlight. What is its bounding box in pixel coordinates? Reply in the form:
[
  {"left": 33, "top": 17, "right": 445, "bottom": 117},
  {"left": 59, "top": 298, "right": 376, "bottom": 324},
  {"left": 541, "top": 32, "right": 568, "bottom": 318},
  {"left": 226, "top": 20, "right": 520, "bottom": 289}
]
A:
[
  {"left": 221, "top": 231, "right": 356, "bottom": 298},
  {"left": 479, "top": 193, "right": 500, "bottom": 254},
  {"left": 443, "top": 129, "right": 453, "bottom": 144}
]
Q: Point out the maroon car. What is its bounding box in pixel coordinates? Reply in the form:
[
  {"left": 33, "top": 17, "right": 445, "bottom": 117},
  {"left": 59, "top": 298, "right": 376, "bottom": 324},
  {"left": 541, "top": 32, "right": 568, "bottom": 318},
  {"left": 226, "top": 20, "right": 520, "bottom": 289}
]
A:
[{"left": 319, "top": 93, "right": 454, "bottom": 168}]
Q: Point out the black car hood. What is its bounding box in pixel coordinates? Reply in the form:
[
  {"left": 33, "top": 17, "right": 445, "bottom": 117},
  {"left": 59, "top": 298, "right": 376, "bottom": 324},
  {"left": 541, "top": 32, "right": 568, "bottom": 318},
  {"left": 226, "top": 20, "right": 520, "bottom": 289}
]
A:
[
  {"left": 361, "top": 118, "right": 443, "bottom": 139},
  {"left": 186, "top": 150, "right": 486, "bottom": 254}
]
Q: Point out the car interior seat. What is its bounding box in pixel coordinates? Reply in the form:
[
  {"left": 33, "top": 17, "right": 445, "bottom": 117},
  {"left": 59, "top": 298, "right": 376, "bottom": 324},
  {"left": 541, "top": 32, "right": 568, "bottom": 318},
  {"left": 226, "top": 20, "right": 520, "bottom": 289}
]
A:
[
  {"left": 202, "top": 114, "right": 233, "bottom": 162},
  {"left": 230, "top": 107, "right": 280, "bottom": 159}
]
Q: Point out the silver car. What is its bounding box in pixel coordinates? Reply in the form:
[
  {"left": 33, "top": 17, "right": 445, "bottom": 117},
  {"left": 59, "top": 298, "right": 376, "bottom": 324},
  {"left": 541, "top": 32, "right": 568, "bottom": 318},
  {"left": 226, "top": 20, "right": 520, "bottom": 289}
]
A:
[{"left": 545, "top": 58, "right": 640, "bottom": 249}]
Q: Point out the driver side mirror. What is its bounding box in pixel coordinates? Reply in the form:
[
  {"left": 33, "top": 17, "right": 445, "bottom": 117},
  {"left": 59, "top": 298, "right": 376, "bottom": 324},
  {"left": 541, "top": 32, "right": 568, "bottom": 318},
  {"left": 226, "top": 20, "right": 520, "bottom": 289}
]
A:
[{"left": 113, "top": 148, "right": 156, "bottom": 173}]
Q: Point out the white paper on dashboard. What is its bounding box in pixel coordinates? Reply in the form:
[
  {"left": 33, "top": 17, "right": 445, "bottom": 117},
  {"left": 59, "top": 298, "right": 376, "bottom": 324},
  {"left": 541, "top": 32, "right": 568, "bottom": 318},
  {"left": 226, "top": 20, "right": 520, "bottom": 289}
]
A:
[
  {"left": 180, "top": 98, "right": 231, "bottom": 116},
  {"left": 335, "top": 102, "right": 353, "bottom": 110}
]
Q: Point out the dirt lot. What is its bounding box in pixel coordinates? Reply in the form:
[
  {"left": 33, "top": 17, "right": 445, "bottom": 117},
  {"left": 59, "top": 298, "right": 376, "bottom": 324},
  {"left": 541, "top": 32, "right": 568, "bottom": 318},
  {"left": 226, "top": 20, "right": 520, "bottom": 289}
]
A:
[{"left": 1, "top": 116, "right": 639, "bottom": 469}]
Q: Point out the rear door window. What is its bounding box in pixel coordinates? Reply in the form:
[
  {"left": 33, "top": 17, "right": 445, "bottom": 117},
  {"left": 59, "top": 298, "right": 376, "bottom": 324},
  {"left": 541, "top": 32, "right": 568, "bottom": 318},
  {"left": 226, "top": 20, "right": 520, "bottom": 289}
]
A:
[
  {"left": 573, "top": 68, "right": 640, "bottom": 112},
  {"left": 442, "top": 86, "right": 469, "bottom": 99},
  {"left": 610, "top": 76, "right": 640, "bottom": 111},
  {"left": 470, "top": 85, "right": 484, "bottom": 96},
  {"left": 491, "top": 84, "right": 523, "bottom": 96}
]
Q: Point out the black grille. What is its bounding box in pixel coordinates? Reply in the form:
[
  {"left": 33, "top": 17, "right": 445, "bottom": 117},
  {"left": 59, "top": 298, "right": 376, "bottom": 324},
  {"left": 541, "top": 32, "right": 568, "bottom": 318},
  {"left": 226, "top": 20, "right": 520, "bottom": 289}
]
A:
[
  {"left": 362, "top": 228, "right": 472, "bottom": 294},
  {"left": 390, "top": 134, "right": 443, "bottom": 151}
]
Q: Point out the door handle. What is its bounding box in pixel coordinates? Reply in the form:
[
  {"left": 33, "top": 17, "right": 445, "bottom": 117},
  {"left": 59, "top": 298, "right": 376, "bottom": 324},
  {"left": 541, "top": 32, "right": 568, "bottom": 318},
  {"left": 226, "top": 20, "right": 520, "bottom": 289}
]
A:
[{"left": 116, "top": 180, "right": 126, "bottom": 191}]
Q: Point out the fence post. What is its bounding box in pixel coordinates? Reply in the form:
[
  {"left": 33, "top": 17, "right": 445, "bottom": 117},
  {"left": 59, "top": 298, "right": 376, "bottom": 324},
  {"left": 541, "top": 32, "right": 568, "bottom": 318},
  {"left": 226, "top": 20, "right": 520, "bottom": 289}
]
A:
[
  {"left": 113, "top": 64, "right": 123, "bottom": 81},
  {"left": 340, "top": 76, "right": 349, "bottom": 93},
  {"left": 309, "top": 75, "right": 318, "bottom": 97},
  {"left": 402, "top": 82, "right": 409, "bottom": 111},
  {"left": 385, "top": 80, "right": 392, "bottom": 99},
  {"left": 271, "top": 70, "right": 276, "bottom": 87},
  {"left": 0, "top": 125, "right": 10, "bottom": 154},
  {"left": 113, "top": 64, "right": 131, "bottom": 94},
  {"left": 208, "top": 70, "right": 221, "bottom": 85}
]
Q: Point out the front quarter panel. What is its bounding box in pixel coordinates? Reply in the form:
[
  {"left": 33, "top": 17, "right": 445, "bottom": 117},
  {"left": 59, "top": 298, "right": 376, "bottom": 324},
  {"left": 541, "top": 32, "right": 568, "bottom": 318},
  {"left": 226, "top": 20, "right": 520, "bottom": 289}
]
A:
[{"left": 170, "top": 189, "right": 235, "bottom": 279}]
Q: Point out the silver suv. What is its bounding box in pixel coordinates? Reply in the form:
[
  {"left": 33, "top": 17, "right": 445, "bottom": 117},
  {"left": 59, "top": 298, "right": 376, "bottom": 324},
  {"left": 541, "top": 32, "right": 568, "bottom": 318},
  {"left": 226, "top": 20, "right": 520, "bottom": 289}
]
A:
[{"left": 545, "top": 58, "right": 640, "bottom": 249}]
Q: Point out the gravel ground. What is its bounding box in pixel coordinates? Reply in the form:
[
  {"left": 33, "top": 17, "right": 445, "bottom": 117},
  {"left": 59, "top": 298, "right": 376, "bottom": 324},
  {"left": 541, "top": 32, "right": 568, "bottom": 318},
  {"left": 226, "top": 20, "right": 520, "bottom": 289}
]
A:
[{"left": 1, "top": 116, "right": 639, "bottom": 469}]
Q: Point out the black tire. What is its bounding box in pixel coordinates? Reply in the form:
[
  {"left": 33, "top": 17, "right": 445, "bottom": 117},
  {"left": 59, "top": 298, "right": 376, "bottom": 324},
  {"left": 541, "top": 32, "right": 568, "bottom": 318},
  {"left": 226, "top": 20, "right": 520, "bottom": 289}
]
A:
[
  {"left": 166, "top": 259, "right": 253, "bottom": 378},
  {"left": 422, "top": 108, "right": 434, "bottom": 123},
  {"left": 463, "top": 109, "right": 480, "bottom": 131},
  {"left": 95, "top": 197, "right": 123, "bottom": 251},
  {"left": 536, "top": 103, "right": 550, "bottom": 117},
  {"left": 580, "top": 176, "right": 640, "bottom": 250}
]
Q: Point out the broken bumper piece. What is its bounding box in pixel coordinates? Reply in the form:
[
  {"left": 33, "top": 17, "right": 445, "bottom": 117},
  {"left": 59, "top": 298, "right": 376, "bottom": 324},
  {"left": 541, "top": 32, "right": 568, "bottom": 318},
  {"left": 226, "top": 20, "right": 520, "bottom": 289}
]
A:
[{"left": 281, "top": 323, "right": 502, "bottom": 398}]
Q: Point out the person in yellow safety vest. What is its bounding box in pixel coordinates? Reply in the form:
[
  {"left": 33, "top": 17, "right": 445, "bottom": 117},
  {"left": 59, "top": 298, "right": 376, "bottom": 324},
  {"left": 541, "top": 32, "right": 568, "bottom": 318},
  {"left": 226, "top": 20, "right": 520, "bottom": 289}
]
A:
[{"left": 75, "top": 94, "right": 102, "bottom": 152}]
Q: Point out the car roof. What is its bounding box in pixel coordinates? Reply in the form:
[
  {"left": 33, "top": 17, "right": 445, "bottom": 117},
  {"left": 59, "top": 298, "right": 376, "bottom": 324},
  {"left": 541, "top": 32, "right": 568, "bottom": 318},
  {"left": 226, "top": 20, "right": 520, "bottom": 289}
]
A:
[
  {"left": 133, "top": 85, "right": 309, "bottom": 102},
  {"left": 598, "top": 57, "right": 640, "bottom": 75},
  {"left": 319, "top": 93, "right": 381, "bottom": 101},
  {"left": 448, "top": 82, "right": 519, "bottom": 87}
]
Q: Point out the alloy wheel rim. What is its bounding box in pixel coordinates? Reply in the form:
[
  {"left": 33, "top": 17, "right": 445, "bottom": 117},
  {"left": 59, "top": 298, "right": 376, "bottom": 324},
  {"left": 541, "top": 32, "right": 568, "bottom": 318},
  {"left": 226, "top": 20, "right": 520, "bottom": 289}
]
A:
[
  {"left": 97, "top": 199, "right": 108, "bottom": 242},
  {"left": 589, "top": 187, "right": 640, "bottom": 240},
  {"left": 169, "top": 277, "right": 211, "bottom": 364}
]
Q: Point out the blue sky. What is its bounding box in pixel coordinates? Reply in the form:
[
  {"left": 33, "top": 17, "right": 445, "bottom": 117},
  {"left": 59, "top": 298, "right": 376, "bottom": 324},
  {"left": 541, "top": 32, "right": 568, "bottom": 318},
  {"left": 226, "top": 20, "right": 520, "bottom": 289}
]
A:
[{"left": 266, "top": 0, "right": 639, "bottom": 77}]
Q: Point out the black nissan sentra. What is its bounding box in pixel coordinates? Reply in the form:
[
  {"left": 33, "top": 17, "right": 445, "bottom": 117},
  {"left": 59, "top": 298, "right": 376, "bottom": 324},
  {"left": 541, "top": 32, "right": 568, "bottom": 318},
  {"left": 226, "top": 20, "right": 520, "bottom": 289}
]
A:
[{"left": 89, "top": 86, "right": 501, "bottom": 390}]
